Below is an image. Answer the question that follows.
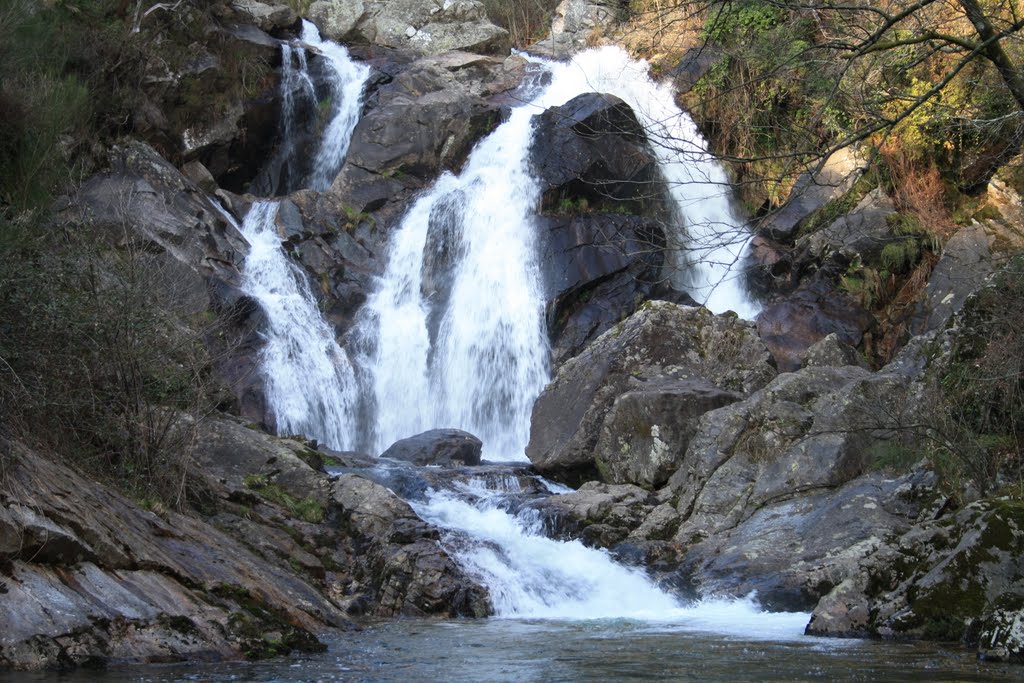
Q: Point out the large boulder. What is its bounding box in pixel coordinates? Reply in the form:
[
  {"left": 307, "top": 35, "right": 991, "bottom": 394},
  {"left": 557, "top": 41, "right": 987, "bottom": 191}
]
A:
[
  {"left": 310, "top": 0, "right": 510, "bottom": 55},
  {"left": 328, "top": 51, "right": 525, "bottom": 212},
  {"left": 531, "top": 93, "right": 667, "bottom": 218},
  {"left": 228, "top": 0, "right": 298, "bottom": 32},
  {"left": 526, "top": 301, "right": 775, "bottom": 485},
  {"left": 530, "top": 92, "right": 683, "bottom": 363},
  {"left": 534, "top": 0, "right": 625, "bottom": 57},
  {"left": 380, "top": 429, "right": 483, "bottom": 466},
  {"left": 657, "top": 363, "right": 931, "bottom": 609}
]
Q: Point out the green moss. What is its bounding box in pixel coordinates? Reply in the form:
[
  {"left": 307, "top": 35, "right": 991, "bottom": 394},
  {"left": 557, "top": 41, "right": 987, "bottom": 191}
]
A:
[
  {"left": 880, "top": 239, "right": 921, "bottom": 273},
  {"left": 243, "top": 475, "right": 325, "bottom": 524}
]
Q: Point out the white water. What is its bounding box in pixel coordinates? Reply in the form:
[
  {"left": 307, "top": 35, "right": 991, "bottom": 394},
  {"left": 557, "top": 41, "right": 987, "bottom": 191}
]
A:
[
  {"left": 300, "top": 20, "right": 370, "bottom": 191},
  {"left": 356, "top": 106, "right": 551, "bottom": 459},
  {"left": 359, "top": 45, "right": 758, "bottom": 460},
  {"left": 238, "top": 201, "right": 359, "bottom": 449},
  {"left": 274, "top": 22, "right": 369, "bottom": 193},
  {"left": 413, "top": 483, "right": 809, "bottom": 637}
]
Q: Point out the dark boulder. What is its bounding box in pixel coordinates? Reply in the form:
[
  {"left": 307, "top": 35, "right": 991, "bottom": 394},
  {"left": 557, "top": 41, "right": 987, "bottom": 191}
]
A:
[
  {"left": 539, "top": 213, "right": 681, "bottom": 364},
  {"left": 380, "top": 429, "right": 483, "bottom": 466},
  {"left": 531, "top": 92, "right": 668, "bottom": 218}
]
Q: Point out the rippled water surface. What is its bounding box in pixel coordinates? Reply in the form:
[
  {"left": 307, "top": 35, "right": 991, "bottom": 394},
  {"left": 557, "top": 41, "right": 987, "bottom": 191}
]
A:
[{"left": 6, "top": 619, "right": 1017, "bottom": 682}]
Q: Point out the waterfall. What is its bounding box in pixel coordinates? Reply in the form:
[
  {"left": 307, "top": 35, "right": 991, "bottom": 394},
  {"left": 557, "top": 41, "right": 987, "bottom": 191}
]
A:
[
  {"left": 412, "top": 479, "right": 809, "bottom": 635},
  {"left": 358, "top": 46, "right": 758, "bottom": 460},
  {"left": 278, "top": 42, "right": 317, "bottom": 194},
  {"left": 355, "top": 106, "right": 551, "bottom": 459},
  {"left": 300, "top": 20, "right": 371, "bottom": 191},
  {"left": 238, "top": 201, "right": 359, "bottom": 450}
]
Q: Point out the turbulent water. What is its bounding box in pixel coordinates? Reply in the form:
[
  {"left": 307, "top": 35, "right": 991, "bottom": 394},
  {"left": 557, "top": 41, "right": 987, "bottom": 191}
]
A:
[
  {"left": 238, "top": 202, "right": 359, "bottom": 449},
  {"left": 357, "top": 45, "right": 759, "bottom": 460},
  {"left": 354, "top": 107, "right": 551, "bottom": 459},
  {"left": 412, "top": 476, "right": 807, "bottom": 632}
]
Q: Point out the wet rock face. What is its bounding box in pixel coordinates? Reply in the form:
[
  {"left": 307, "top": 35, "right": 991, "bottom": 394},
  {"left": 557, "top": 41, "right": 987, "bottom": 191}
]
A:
[
  {"left": 538, "top": 213, "right": 682, "bottom": 364},
  {"left": 526, "top": 301, "right": 775, "bottom": 486},
  {"left": 331, "top": 474, "right": 491, "bottom": 617}
]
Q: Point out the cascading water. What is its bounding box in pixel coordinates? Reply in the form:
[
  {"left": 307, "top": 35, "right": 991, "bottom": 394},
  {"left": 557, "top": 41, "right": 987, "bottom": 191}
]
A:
[
  {"left": 533, "top": 47, "right": 759, "bottom": 318},
  {"left": 358, "top": 45, "right": 759, "bottom": 460},
  {"left": 238, "top": 201, "right": 359, "bottom": 450},
  {"left": 299, "top": 20, "right": 371, "bottom": 191},
  {"left": 411, "top": 478, "right": 809, "bottom": 637},
  {"left": 278, "top": 42, "right": 317, "bottom": 194},
  {"left": 355, "top": 107, "right": 551, "bottom": 459}
]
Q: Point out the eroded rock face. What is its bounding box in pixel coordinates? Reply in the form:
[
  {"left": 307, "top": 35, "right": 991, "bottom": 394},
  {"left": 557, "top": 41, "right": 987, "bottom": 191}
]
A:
[
  {"left": 309, "top": 0, "right": 510, "bottom": 55},
  {"left": 0, "top": 437, "right": 348, "bottom": 670},
  {"left": 526, "top": 301, "right": 775, "bottom": 485},
  {"left": 331, "top": 474, "right": 491, "bottom": 616}
]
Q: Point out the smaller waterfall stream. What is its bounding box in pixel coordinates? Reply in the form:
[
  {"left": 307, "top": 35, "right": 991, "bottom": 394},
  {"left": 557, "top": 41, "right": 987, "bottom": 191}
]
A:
[
  {"left": 300, "top": 20, "right": 371, "bottom": 191},
  {"left": 269, "top": 21, "right": 370, "bottom": 195},
  {"left": 239, "top": 202, "right": 359, "bottom": 450}
]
